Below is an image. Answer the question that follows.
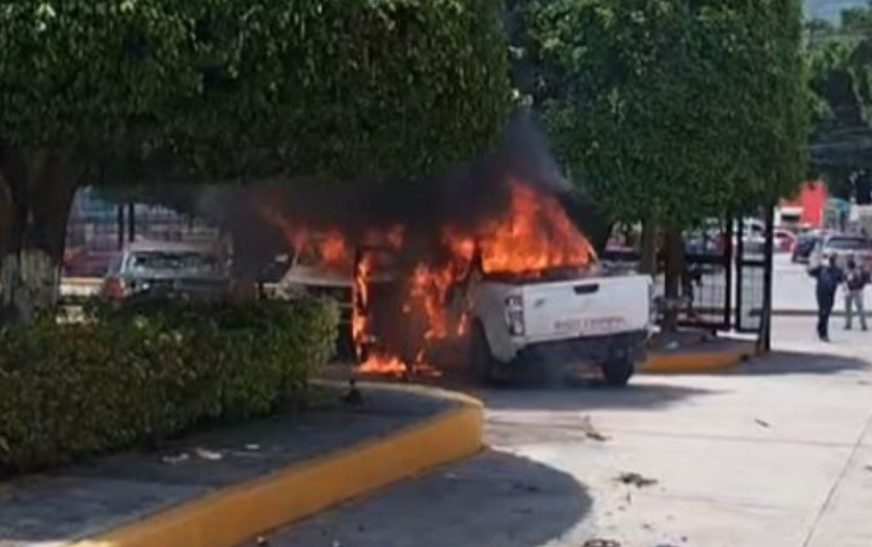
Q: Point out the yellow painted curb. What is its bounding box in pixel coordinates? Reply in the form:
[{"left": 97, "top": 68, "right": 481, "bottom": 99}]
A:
[
  {"left": 642, "top": 342, "right": 756, "bottom": 373},
  {"left": 76, "top": 384, "right": 483, "bottom": 547}
]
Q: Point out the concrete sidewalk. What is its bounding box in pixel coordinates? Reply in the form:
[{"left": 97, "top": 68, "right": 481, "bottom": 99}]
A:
[
  {"left": 262, "top": 322, "right": 872, "bottom": 547},
  {"left": 0, "top": 383, "right": 480, "bottom": 547}
]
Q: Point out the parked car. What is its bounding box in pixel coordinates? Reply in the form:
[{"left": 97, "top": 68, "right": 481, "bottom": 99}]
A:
[
  {"left": 792, "top": 233, "right": 821, "bottom": 264},
  {"left": 280, "top": 237, "right": 355, "bottom": 324},
  {"left": 63, "top": 246, "right": 120, "bottom": 277},
  {"left": 101, "top": 241, "right": 231, "bottom": 302},
  {"left": 809, "top": 234, "right": 872, "bottom": 268},
  {"left": 774, "top": 229, "right": 797, "bottom": 253}
]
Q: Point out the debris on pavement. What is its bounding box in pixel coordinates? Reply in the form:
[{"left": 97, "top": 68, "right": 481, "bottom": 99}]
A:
[
  {"left": 443, "top": 472, "right": 459, "bottom": 481},
  {"left": 160, "top": 452, "right": 190, "bottom": 465},
  {"left": 581, "top": 415, "right": 611, "bottom": 442},
  {"left": 255, "top": 535, "right": 270, "bottom": 546},
  {"left": 754, "top": 418, "right": 771, "bottom": 428},
  {"left": 194, "top": 447, "right": 224, "bottom": 461},
  {"left": 864, "top": 464, "right": 872, "bottom": 472},
  {"left": 582, "top": 539, "right": 621, "bottom": 547},
  {"left": 342, "top": 379, "right": 364, "bottom": 406},
  {"left": 615, "top": 471, "right": 658, "bottom": 488}
]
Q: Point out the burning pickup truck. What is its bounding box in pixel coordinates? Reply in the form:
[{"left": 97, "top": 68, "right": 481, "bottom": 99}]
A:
[
  {"left": 356, "top": 249, "right": 652, "bottom": 385},
  {"left": 267, "top": 181, "right": 652, "bottom": 385},
  {"left": 461, "top": 264, "right": 651, "bottom": 385},
  {"left": 352, "top": 184, "right": 653, "bottom": 386}
]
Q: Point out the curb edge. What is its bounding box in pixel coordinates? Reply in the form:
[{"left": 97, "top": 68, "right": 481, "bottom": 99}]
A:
[{"left": 77, "top": 385, "right": 483, "bottom": 547}]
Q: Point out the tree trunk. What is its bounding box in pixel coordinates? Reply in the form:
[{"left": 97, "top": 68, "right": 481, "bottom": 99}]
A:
[
  {"left": 0, "top": 144, "right": 81, "bottom": 323},
  {"left": 662, "top": 227, "right": 684, "bottom": 332},
  {"left": 1, "top": 249, "right": 61, "bottom": 323},
  {"left": 639, "top": 220, "right": 658, "bottom": 275}
]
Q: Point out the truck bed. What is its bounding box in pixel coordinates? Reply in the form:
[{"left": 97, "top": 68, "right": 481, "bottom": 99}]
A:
[{"left": 520, "top": 274, "right": 651, "bottom": 343}]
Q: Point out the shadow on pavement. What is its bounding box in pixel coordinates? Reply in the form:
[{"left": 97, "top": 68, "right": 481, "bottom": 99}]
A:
[
  {"left": 257, "top": 449, "right": 591, "bottom": 547},
  {"left": 480, "top": 382, "right": 718, "bottom": 412},
  {"left": 736, "top": 351, "right": 871, "bottom": 376}
]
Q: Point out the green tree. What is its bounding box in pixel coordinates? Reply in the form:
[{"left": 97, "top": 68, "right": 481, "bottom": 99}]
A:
[
  {"left": 526, "top": 0, "right": 807, "bottom": 228},
  {"left": 524, "top": 0, "right": 808, "bottom": 325},
  {"left": 806, "top": 5, "right": 872, "bottom": 196},
  {"left": 0, "top": 1, "right": 512, "bottom": 321}
]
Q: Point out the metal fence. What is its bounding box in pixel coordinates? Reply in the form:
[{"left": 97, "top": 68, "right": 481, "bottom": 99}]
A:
[
  {"left": 64, "top": 188, "right": 220, "bottom": 277},
  {"left": 601, "top": 218, "right": 768, "bottom": 336}
]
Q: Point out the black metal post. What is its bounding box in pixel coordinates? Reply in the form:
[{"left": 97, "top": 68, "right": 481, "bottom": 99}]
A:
[
  {"left": 761, "top": 204, "right": 776, "bottom": 352},
  {"left": 127, "top": 202, "right": 135, "bottom": 243},
  {"left": 724, "top": 215, "right": 734, "bottom": 329},
  {"left": 117, "top": 205, "right": 125, "bottom": 250},
  {"left": 735, "top": 216, "right": 744, "bottom": 330}
]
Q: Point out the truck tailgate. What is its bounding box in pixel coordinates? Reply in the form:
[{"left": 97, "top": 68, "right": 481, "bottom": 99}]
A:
[{"left": 521, "top": 275, "right": 650, "bottom": 341}]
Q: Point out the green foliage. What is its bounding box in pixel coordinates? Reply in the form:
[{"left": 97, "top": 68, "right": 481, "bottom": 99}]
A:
[
  {"left": 0, "top": 0, "right": 512, "bottom": 183},
  {"left": 0, "top": 299, "right": 338, "bottom": 474},
  {"left": 525, "top": 0, "right": 809, "bottom": 226},
  {"left": 807, "top": 3, "right": 872, "bottom": 165}
]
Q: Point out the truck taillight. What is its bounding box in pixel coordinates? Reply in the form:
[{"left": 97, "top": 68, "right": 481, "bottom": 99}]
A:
[
  {"left": 504, "top": 295, "right": 525, "bottom": 336},
  {"left": 105, "top": 277, "right": 126, "bottom": 299}
]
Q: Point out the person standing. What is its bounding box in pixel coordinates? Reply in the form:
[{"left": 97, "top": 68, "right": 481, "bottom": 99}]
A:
[
  {"left": 844, "top": 257, "right": 869, "bottom": 331},
  {"left": 809, "top": 256, "right": 845, "bottom": 341}
]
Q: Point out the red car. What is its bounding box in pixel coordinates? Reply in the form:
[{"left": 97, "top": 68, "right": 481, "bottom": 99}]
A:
[
  {"left": 774, "top": 229, "right": 797, "bottom": 253},
  {"left": 63, "top": 247, "right": 120, "bottom": 277}
]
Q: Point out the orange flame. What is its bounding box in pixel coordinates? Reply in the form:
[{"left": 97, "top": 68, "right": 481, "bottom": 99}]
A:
[
  {"left": 261, "top": 181, "right": 595, "bottom": 379},
  {"left": 405, "top": 181, "right": 595, "bottom": 353},
  {"left": 442, "top": 181, "right": 595, "bottom": 277},
  {"left": 319, "top": 230, "right": 349, "bottom": 269},
  {"left": 358, "top": 352, "right": 407, "bottom": 377}
]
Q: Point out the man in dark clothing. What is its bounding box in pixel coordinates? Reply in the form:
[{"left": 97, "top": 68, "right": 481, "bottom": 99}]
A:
[
  {"left": 844, "top": 257, "right": 870, "bottom": 331},
  {"left": 809, "top": 256, "right": 845, "bottom": 341}
]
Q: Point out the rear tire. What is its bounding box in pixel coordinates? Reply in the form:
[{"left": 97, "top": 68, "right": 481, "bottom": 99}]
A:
[
  {"left": 469, "top": 323, "right": 499, "bottom": 384},
  {"left": 602, "top": 358, "right": 634, "bottom": 387}
]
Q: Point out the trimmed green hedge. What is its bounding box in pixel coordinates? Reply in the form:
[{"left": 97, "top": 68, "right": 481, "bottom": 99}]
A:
[{"left": 0, "top": 299, "right": 337, "bottom": 474}]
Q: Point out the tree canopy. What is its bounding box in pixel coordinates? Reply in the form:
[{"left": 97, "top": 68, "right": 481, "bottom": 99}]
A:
[
  {"left": 807, "top": 3, "right": 872, "bottom": 183},
  {"left": 0, "top": 1, "right": 513, "bottom": 319},
  {"left": 523, "top": 0, "right": 808, "bottom": 227},
  {"left": 0, "top": 0, "right": 512, "bottom": 184}
]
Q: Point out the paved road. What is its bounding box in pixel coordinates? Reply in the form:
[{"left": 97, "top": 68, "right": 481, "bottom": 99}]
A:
[
  {"left": 256, "top": 317, "right": 872, "bottom": 547},
  {"left": 772, "top": 252, "right": 872, "bottom": 316},
  {"left": 773, "top": 254, "right": 820, "bottom": 313}
]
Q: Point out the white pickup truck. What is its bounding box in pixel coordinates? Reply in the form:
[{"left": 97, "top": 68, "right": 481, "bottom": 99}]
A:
[{"left": 461, "top": 265, "right": 653, "bottom": 386}]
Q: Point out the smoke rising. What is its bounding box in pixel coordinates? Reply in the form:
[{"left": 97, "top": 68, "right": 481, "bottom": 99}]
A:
[{"left": 195, "top": 111, "right": 576, "bottom": 279}]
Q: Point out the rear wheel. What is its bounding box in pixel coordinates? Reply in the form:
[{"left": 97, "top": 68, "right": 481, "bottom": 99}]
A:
[
  {"left": 469, "top": 323, "right": 499, "bottom": 384},
  {"left": 602, "top": 358, "right": 634, "bottom": 387}
]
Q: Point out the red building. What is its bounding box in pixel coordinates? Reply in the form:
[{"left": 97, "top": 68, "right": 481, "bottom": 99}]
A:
[{"left": 779, "top": 180, "right": 828, "bottom": 229}]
